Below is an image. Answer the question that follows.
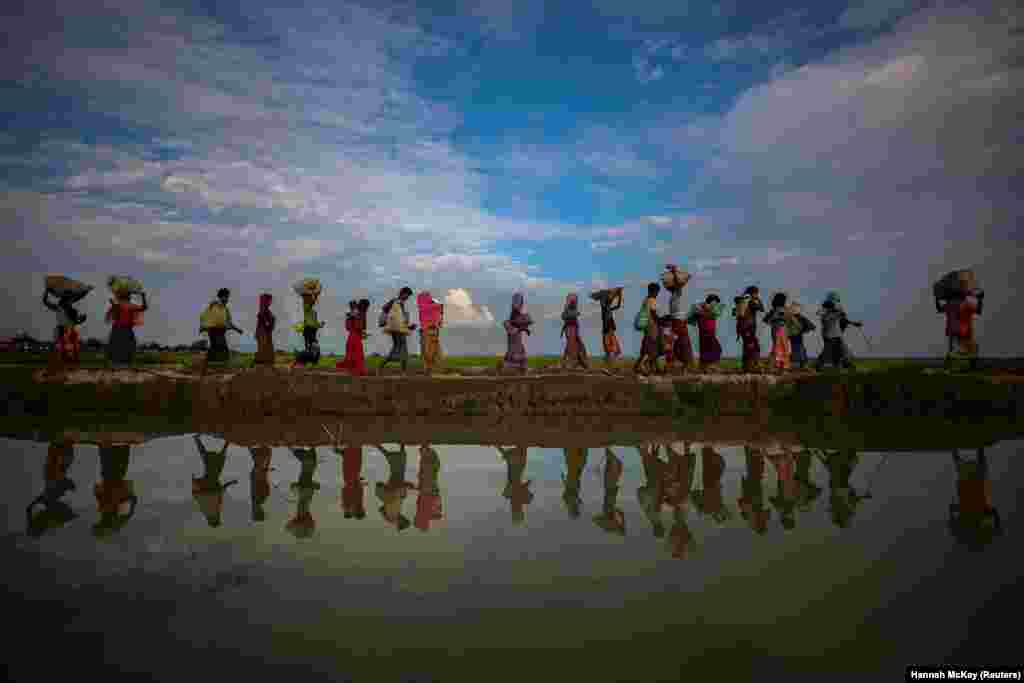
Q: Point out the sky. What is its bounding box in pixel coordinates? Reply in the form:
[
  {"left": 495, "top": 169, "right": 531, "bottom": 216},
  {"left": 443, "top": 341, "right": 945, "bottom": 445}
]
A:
[{"left": 2, "top": 0, "right": 1020, "bottom": 357}]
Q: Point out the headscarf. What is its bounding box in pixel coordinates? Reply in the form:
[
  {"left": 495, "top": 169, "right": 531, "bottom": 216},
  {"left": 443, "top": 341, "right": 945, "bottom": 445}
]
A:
[
  {"left": 509, "top": 292, "right": 532, "bottom": 327},
  {"left": 562, "top": 293, "right": 579, "bottom": 322},
  {"left": 259, "top": 293, "right": 273, "bottom": 311},
  {"left": 417, "top": 291, "right": 443, "bottom": 328}
]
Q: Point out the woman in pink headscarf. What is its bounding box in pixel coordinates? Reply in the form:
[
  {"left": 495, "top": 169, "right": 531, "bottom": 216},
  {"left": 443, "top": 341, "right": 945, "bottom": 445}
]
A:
[
  {"left": 503, "top": 292, "right": 532, "bottom": 374},
  {"left": 416, "top": 291, "right": 444, "bottom": 374},
  {"left": 560, "top": 293, "right": 589, "bottom": 370}
]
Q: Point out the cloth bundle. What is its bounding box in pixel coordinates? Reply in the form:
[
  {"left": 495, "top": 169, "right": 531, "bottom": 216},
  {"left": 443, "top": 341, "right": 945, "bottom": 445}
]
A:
[
  {"left": 660, "top": 265, "right": 690, "bottom": 290},
  {"left": 292, "top": 277, "right": 322, "bottom": 297},
  {"left": 107, "top": 275, "right": 144, "bottom": 295},
  {"left": 45, "top": 275, "right": 93, "bottom": 299},
  {"left": 933, "top": 269, "right": 979, "bottom": 299}
]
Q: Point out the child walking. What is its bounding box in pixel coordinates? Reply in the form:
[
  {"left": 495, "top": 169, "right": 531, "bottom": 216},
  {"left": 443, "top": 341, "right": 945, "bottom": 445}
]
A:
[
  {"left": 253, "top": 293, "right": 275, "bottom": 365},
  {"left": 337, "top": 299, "right": 370, "bottom": 375},
  {"left": 560, "top": 293, "right": 589, "bottom": 371}
]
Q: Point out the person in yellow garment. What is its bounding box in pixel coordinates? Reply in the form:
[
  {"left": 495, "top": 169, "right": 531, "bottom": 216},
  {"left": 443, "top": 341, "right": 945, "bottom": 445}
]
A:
[{"left": 949, "top": 448, "right": 1002, "bottom": 551}]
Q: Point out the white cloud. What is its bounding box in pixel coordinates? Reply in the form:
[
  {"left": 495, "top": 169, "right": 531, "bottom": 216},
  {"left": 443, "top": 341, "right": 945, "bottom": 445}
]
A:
[{"left": 442, "top": 288, "right": 496, "bottom": 326}]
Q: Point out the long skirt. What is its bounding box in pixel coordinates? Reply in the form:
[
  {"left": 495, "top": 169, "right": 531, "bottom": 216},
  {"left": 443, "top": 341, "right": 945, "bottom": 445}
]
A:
[
  {"left": 698, "top": 328, "right": 722, "bottom": 366},
  {"left": 670, "top": 319, "right": 694, "bottom": 368},
  {"left": 504, "top": 330, "right": 528, "bottom": 370},
  {"left": 207, "top": 328, "right": 230, "bottom": 363},
  {"left": 337, "top": 331, "right": 367, "bottom": 375},
  {"left": 56, "top": 325, "right": 81, "bottom": 363},
  {"left": 770, "top": 326, "right": 791, "bottom": 370},
  {"left": 789, "top": 335, "right": 808, "bottom": 367},
  {"left": 385, "top": 332, "right": 409, "bottom": 363},
  {"left": 254, "top": 330, "right": 275, "bottom": 364},
  {"left": 420, "top": 325, "right": 442, "bottom": 368},
  {"left": 639, "top": 328, "right": 659, "bottom": 360},
  {"left": 561, "top": 322, "right": 588, "bottom": 368},
  {"left": 294, "top": 327, "right": 321, "bottom": 366},
  {"left": 602, "top": 331, "right": 622, "bottom": 358},
  {"left": 740, "top": 329, "right": 760, "bottom": 371},
  {"left": 816, "top": 338, "right": 851, "bottom": 368},
  {"left": 106, "top": 326, "right": 137, "bottom": 365}
]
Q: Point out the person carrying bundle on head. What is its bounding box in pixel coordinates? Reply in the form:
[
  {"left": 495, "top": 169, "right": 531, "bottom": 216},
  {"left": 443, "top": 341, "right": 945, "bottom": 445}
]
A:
[
  {"left": 291, "top": 278, "right": 325, "bottom": 368},
  {"left": 662, "top": 265, "right": 695, "bottom": 375},
  {"left": 200, "top": 288, "right": 244, "bottom": 364},
  {"left": 104, "top": 276, "right": 147, "bottom": 367},
  {"left": 814, "top": 292, "right": 862, "bottom": 371},
  {"left": 934, "top": 270, "right": 984, "bottom": 372},
  {"left": 590, "top": 287, "right": 623, "bottom": 373},
  {"left": 42, "top": 275, "right": 93, "bottom": 371}
]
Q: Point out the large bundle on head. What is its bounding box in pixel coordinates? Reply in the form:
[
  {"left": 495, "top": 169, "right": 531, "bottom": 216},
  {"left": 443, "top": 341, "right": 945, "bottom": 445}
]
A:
[
  {"left": 292, "top": 277, "right": 322, "bottom": 297},
  {"left": 933, "top": 269, "right": 979, "bottom": 299},
  {"left": 733, "top": 295, "right": 750, "bottom": 318},
  {"left": 660, "top": 265, "right": 690, "bottom": 290},
  {"left": 107, "top": 275, "right": 144, "bottom": 295},
  {"left": 590, "top": 287, "right": 623, "bottom": 307},
  {"left": 45, "top": 274, "right": 93, "bottom": 299}
]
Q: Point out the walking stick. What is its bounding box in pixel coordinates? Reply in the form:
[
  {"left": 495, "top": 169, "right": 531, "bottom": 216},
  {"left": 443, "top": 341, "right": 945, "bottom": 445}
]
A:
[{"left": 859, "top": 326, "right": 874, "bottom": 354}]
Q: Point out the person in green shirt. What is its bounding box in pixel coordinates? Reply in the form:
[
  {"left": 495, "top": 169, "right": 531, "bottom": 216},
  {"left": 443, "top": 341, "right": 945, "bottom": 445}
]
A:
[{"left": 293, "top": 290, "right": 325, "bottom": 368}]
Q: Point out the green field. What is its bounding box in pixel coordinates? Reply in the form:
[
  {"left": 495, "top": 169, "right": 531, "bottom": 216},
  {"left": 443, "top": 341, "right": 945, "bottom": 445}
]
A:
[{"left": 1, "top": 350, "right": 1016, "bottom": 375}]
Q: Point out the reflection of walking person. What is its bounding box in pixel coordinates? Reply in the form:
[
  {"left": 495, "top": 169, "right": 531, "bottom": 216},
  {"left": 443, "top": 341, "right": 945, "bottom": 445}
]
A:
[
  {"left": 94, "top": 443, "right": 138, "bottom": 537},
  {"left": 414, "top": 444, "right": 443, "bottom": 531},
  {"left": 593, "top": 448, "right": 625, "bottom": 535},
  {"left": 375, "top": 444, "right": 415, "bottom": 530},
  {"left": 192, "top": 435, "right": 237, "bottom": 528},
  {"left": 949, "top": 448, "right": 1002, "bottom": 551},
  {"left": 249, "top": 446, "right": 272, "bottom": 522},
  {"left": 286, "top": 448, "right": 320, "bottom": 539},
  {"left": 496, "top": 445, "right": 533, "bottom": 524},
  {"left": 27, "top": 439, "right": 79, "bottom": 537}
]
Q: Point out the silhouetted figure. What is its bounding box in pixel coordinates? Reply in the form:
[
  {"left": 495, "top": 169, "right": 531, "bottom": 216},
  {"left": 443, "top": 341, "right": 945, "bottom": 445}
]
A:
[
  {"left": 286, "top": 448, "right": 320, "bottom": 539},
  {"left": 375, "top": 444, "right": 415, "bottom": 531},
  {"left": 738, "top": 446, "right": 771, "bottom": 535},
  {"left": 593, "top": 448, "right": 625, "bottom": 535},
  {"left": 818, "top": 449, "right": 866, "bottom": 529},
  {"left": 562, "top": 447, "right": 589, "bottom": 519},
  {"left": 27, "top": 438, "right": 79, "bottom": 537},
  {"left": 249, "top": 447, "right": 273, "bottom": 522},
  {"left": 495, "top": 445, "right": 533, "bottom": 525},
  {"left": 192, "top": 435, "right": 238, "bottom": 528},
  {"left": 414, "top": 444, "right": 443, "bottom": 532},
  {"left": 93, "top": 442, "right": 138, "bottom": 537},
  {"left": 949, "top": 448, "right": 1002, "bottom": 551},
  {"left": 768, "top": 448, "right": 798, "bottom": 530},
  {"left": 637, "top": 443, "right": 668, "bottom": 537},
  {"left": 692, "top": 445, "right": 731, "bottom": 524}
]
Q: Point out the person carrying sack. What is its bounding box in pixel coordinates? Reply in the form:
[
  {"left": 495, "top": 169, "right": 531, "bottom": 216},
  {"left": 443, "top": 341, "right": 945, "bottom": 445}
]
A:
[{"left": 379, "top": 287, "right": 416, "bottom": 374}]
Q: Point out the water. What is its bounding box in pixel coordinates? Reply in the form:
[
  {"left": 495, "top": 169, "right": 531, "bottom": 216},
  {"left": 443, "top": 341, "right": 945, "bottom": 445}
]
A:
[{"left": 4, "top": 427, "right": 1021, "bottom": 681}]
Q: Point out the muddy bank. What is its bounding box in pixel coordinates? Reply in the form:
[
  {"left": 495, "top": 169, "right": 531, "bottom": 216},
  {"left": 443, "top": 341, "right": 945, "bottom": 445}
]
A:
[
  {"left": 2, "top": 366, "right": 1022, "bottom": 421},
  {"left": 1, "top": 413, "right": 1019, "bottom": 451}
]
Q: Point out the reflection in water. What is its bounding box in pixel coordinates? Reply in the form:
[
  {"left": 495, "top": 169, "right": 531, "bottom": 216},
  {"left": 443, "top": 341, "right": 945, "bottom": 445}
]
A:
[
  {"left": 593, "top": 448, "right": 625, "bottom": 535},
  {"left": 11, "top": 430, "right": 1010, "bottom": 559},
  {"left": 693, "top": 445, "right": 731, "bottom": 525},
  {"left": 338, "top": 443, "right": 367, "bottom": 520},
  {"left": 94, "top": 441, "right": 138, "bottom": 537},
  {"left": 249, "top": 447, "right": 272, "bottom": 522},
  {"left": 665, "top": 442, "right": 696, "bottom": 558},
  {"left": 287, "top": 448, "right": 321, "bottom": 539},
  {"left": 26, "top": 438, "right": 79, "bottom": 537},
  {"left": 820, "top": 450, "right": 867, "bottom": 529},
  {"left": 192, "top": 435, "right": 238, "bottom": 528},
  {"left": 414, "top": 444, "right": 443, "bottom": 532},
  {"left": 638, "top": 443, "right": 668, "bottom": 538},
  {"left": 950, "top": 448, "right": 1003, "bottom": 551},
  {"left": 769, "top": 448, "right": 798, "bottom": 531},
  {"left": 496, "top": 445, "right": 533, "bottom": 525},
  {"left": 739, "top": 447, "right": 770, "bottom": 535},
  {"left": 561, "top": 447, "right": 587, "bottom": 519},
  {"left": 375, "top": 444, "right": 415, "bottom": 531}
]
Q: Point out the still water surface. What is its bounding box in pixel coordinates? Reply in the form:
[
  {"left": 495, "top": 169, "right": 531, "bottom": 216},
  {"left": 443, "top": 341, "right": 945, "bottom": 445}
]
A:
[{"left": 4, "top": 428, "right": 1021, "bottom": 681}]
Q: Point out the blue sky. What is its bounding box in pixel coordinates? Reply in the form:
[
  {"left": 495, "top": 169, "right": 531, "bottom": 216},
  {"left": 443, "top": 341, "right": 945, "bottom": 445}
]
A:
[{"left": 2, "top": 0, "right": 1020, "bottom": 357}]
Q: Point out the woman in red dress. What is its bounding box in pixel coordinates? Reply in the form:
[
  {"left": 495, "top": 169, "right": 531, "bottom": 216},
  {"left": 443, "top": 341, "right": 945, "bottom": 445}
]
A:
[{"left": 336, "top": 299, "right": 369, "bottom": 375}]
